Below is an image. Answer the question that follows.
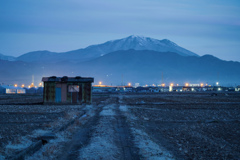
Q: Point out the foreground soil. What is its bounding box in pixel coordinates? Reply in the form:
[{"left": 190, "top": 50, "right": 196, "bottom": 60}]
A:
[{"left": 0, "top": 92, "right": 240, "bottom": 159}]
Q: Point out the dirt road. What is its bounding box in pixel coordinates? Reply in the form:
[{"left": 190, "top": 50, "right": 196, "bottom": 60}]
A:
[
  {"left": 58, "top": 93, "right": 240, "bottom": 159},
  {"left": 56, "top": 96, "right": 142, "bottom": 160},
  {"left": 1, "top": 92, "right": 240, "bottom": 159}
]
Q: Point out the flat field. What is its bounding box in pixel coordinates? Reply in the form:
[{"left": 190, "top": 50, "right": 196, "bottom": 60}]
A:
[{"left": 0, "top": 92, "right": 239, "bottom": 159}]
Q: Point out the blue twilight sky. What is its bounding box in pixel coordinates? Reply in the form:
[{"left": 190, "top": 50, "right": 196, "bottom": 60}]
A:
[{"left": 0, "top": 0, "right": 240, "bottom": 61}]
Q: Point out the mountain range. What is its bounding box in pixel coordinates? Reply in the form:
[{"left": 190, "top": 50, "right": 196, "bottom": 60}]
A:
[
  {"left": 0, "top": 35, "right": 239, "bottom": 86},
  {"left": 2, "top": 35, "right": 198, "bottom": 63}
]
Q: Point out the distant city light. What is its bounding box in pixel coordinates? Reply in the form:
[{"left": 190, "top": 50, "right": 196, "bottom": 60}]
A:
[
  {"left": 170, "top": 83, "right": 174, "bottom": 86},
  {"left": 218, "top": 88, "right": 221, "bottom": 91},
  {"left": 30, "top": 82, "right": 34, "bottom": 88},
  {"left": 200, "top": 83, "right": 204, "bottom": 87},
  {"left": 169, "top": 85, "right": 173, "bottom": 92},
  {"left": 128, "top": 83, "right": 131, "bottom": 86},
  {"left": 39, "top": 83, "right": 42, "bottom": 86},
  {"left": 14, "top": 84, "right": 17, "bottom": 87},
  {"left": 185, "top": 83, "right": 189, "bottom": 87},
  {"left": 21, "top": 84, "right": 24, "bottom": 88},
  {"left": 28, "top": 86, "right": 31, "bottom": 88},
  {"left": 177, "top": 84, "right": 179, "bottom": 86},
  {"left": 216, "top": 82, "right": 219, "bottom": 85},
  {"left": 161, "top": 83, "right": 165, "bottom": 87},
  {"left": 99, "top": 81, "right": 102, "bottom": 85}
]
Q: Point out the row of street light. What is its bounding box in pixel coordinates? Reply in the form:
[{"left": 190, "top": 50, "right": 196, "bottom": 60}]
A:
[
  {"left": 98, "top": 81, "right": 220, "bottom": 87},
  {"left": 14, "top": 82, "right": 43, "bottom": 88}
]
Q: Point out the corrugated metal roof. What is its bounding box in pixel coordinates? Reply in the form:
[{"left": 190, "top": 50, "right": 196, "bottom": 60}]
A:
[{"left": 42, "top": 76, "right": 94, "bottom": 83}]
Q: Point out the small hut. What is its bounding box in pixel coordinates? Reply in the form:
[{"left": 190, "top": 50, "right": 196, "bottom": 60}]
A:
[{"left": 42, "top": 76, "right": 94, "bottom": 104}]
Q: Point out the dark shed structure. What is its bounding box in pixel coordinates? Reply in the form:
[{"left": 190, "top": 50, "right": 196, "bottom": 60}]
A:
[{"left": 42, "top": 76, "right": 94, "bottom": 104}]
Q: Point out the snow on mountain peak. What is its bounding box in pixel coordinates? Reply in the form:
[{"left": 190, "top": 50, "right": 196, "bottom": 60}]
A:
[
  {"left": 128, "top": 35, "right": 144, "bottom": 39},
  {"left": 126, "top": 35, "right": 148, "bottom": 41},
  {"left": 126, "top": 35, "right": 175, "bottom": 45},
  {"left": 117, "top": 35, "right": 198, "bottom": 57},
  {"left": 161, "top": 39, "right": 178, "bottom": 46}
]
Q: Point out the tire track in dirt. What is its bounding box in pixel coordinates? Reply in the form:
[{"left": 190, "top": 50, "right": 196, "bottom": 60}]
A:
[
  {"left": 115, "top": 103, "right": 140, "bottom": 159},
  {"left": 118, "top": 94, "right": 176, "bottom": 159},
  {"left": 57, "top": 105, "right": 103, "bottom": 160},
  {"left": 78, "top": 103, "right": 120, "bottom": 159},
  {"left": 76, "top": 96, "right": 140, "bottom": 159},
  {"left": 119, "top": 104, "right": 175, "bottom": 160}
]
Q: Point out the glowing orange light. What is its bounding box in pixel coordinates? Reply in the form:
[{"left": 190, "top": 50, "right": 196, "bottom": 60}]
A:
[
  {"left": 162, "top": 83, "right": 165, "bottom": 87},
  {"left": 200, "top": 83, "right": 204, "bottom": 87},
  {"left": 99, "top": 81, "right": 102, "bottom": 85},
  {"left": 30, "top": 83, "right": 34, "bottom": 88},
  {"left": 21, "top": 84, "right": 24, "bottom": 88},
  {"left": 170, "top": 83, "right": 174, "bottom": 87},
  {"left": 128, "top": 83, "right": 131, "bottom": 86},
  {"left": 185, "top": 83, "right": 189, "bottom": 87},
  {"left": 14, "top": 84, "right": 17, "bottom": 87}
]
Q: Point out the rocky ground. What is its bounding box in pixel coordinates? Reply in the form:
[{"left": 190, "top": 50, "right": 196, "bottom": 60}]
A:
[
  {"left": 0, "top": 92, "right": 240, "bottom": 159},
  {"left": 120, "top": 92, "right": 240, "bottom": 159}
]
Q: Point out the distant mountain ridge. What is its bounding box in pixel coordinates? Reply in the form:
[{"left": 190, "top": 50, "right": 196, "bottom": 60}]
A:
[
  {"left": 0, "top": 53, "right": 16, "bottom": 61},
  {"left": 15, "top": 35, "right": 198, "bottom": 62},
  {"left": 1, "top": 35, "right": 239, "bottom": 86},
  {"left": 17, "top": 51, "right": 58, "bottom": 62},
  {"left": 76, "top": 50, "right": 240, "bottom": 85},
  {"left": 0, "top": 50, "right": 239, "bottom": 86}
]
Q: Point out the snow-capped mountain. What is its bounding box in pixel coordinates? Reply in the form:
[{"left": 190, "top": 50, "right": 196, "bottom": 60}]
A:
[
  {"left": 83, "top": 35, "right": 198, "bottom": 57},
  {"left": 1, "top": 35, "right": 240, "bottom": 85},
  {"left": 16, "top": 35, "right": 198, "bottom": 62}
]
